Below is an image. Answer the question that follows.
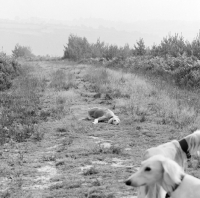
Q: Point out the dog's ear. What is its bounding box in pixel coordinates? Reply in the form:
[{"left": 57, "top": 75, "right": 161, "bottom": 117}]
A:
[
  {"left": 161, "top": 158, "right": 183, "bottom": 192},
  {"left": 108, "top": 118, "right": 114, "bottom": 124}
]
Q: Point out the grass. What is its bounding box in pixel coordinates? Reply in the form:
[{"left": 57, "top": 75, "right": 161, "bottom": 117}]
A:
[
  {"left": 92, "top": 143, "right": 123, "bottom": 155},
  {"left": 84, "top": 66, "right": 199, "bottom": 129},
  {"left": 0, "top": 69, "right": 47, "bottom": 144},
  {"left": 83, "top": 166, "right": 99, "bottom": 175},
  {"left": 49, "top": 69, "right": 77, "bottom": 90},
  {"left": 2, "top": 60, "right": 200, "bottom": 198}
]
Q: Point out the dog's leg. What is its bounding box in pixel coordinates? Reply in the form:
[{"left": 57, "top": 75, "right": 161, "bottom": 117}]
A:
[
  {"left": 80, "top": 117, "right": 89, "bottom": 121},
  {"left": 79, "top": 116, "right": 92, "bottom": 121},
  {"left": 79, "top": 113, "right": 94, "bottom": 121},
  {"left": 93, "top": 115, "right": 108, "bottom": 124}
]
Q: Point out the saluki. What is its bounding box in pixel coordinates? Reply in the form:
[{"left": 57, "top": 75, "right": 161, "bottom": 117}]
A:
[
  {"left": 125, "top": 155, "right": 200, "bottom": 198},
  {"left": 83, "top": 107, "right": 120, "bottom": 125},
  {"left": 134, "top": 130, "right": 200, "bottom": 198}
]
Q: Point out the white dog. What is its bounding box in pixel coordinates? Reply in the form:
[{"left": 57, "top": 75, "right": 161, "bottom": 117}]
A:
[
  {"left": 125, "top": 155, "right": 200, "bottom": 198},
  {"left": 83, "top": 107, "right": 120, "bottom": 125},
  {"left": 136, "top": 130, "right": 200, "bottom": 198}
]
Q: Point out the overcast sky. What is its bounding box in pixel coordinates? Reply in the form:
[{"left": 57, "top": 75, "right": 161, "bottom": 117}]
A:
[{"left": 1, "top": 0, "right": 200, "bottom": 22}]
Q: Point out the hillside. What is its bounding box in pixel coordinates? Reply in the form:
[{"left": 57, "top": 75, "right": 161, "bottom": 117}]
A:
[{"left": 0, "top": 60, "right": 200, "bottom": 198}]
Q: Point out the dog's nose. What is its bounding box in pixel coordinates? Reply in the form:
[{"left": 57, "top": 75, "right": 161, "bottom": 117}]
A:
[{"left": 125, "top": 179, "right": 132, "bottom": 186}]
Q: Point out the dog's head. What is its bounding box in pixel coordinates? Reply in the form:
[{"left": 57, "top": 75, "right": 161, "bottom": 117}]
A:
[
  {"left": 185, "top": 130, "right": 200, "bottom": 154},
  {"left": 125, "top": 155, "right": 164, "bottom": 187},
  {"left": 125, "top": 155, "right": 184, "bottom": 193},
  {"left": 108, "top": 116, "right": 120, "bottom": 125}
]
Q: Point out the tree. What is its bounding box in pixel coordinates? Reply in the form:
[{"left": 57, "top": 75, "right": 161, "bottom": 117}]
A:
[
  {"left": 63, "top": 34, "right": 91, "bottom": 61},
  {"left": 134, "top": 38, "right": 146, "bottom": 56},
  {"left": 12, "top": 44, "right": 34, "bottom": 58}
]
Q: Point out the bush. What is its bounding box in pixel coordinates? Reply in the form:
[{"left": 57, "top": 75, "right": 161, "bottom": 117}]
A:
[
  {"left": 149, "top": 33, "right": 200, "bottom": 58},
  {"left": 0, "top": 73, "right": 45, "bottom": 144},
  {"left": 63, "top": 34, "right": 91, "bottom": 61},
  {"left": 190, "top": 33, "right": 200, "bottom": 59},
  {"left": 90, "top": 38, "right": 105, "bottom": 58},
  {"left": 63, "top": 32, "right": 200, "bottom": 63},
  {"left": 0, "top": 53, "right": 20, "bottom": 91},
  {"left": 107, "top": 54, "right": 200, "bottom": 89},
  {"left": 63, "top": 35, "right": 134, "bottom": 61},
  {"left": 63, "top": 32, "right": 200, "bottom": 90},
  {"left": 134, "top": 38, "right": 146, "bottom": 56},
  {"left": 12, "top": 44, "right": 34, "bottom": 58}
]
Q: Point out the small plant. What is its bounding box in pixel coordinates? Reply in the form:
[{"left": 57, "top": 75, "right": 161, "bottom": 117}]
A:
[
  {"left": 83, "top": 166, "right": 98, "bottom": 176},
  {"left": 109, "top": 145, "right": 123, "bottom": 155},
  {"left": 31, "top": 124, "right": 44, "bottom": 141},
  {"left": 86, "top": 187, "right": 116, "bottom": 198},
  {"left": 56, "top": 127, "right": 67, "bottom": 133},
  {"left": 92, "top": 143, "right": 122, "bottom": 155},
  {"left": 56, "top": 95, "right": 67, "bottom": 105}
]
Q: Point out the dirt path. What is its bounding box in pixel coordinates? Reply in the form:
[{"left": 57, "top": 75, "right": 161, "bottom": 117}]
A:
[{"left": 0, "top": 60, "right": 188, "bottom": 198}]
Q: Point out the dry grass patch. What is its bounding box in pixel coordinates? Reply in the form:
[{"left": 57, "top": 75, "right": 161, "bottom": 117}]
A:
[
  {"left": 48, "top": 90, "right": 78, "bottom": 119},
  {"left": 49, "top": 69, "right": 76, "bottom": 90},
  {"left": 155, "top": 92, "right": 197, "bottom": 128},
  {"left": 84, "top": 67, "right": 110, "bottom": 93},
  {"left": 85, "top": 67, "right": 197, "bottom": 128}
]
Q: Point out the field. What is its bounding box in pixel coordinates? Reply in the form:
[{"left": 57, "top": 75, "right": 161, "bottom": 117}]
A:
[{"left": 1, "top": 60, "right": 200, "bottom": 198}]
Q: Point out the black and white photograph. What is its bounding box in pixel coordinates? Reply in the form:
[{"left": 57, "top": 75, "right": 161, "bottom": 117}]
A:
[{"left": 1, "top": 0, "right": 200, "bottom": 197}]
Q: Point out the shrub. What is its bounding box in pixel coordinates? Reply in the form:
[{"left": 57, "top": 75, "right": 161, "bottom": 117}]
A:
[
  {"left": 12, "top": 44, "right": 34, "bottom": 58},
  {"left": 0, "top": 74, "right": 45, "bottom": 144},
  {"left": 134, "top": 38, "right": 146, "bottom": 56},
  {"left": 150, "top": 34, "right": 186, "bottom": 57},
  {"left": 63, "top": 34, "right": 91, "bottom": 61},
  {"left": 103, "top": 44, "right": 120, "bottom": 60},
  {"left": 109, "top": 55, "right": 200, "bottom": 89},
  {"left": 190, "top": 33, "right": 200, "bottom": 59},
  {"left": 0, "top": 53, "right": 20, "bottom": 91},
  {"left": 90, "top": 38, "right": 105, "bottom": 58},
  {"left": 63, "top": 35, "right": 133, "bottom": 61}
]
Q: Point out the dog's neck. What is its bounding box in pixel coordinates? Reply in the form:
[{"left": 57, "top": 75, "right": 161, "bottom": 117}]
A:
[
  {"left": 165, "top": 174, "right": 185, "bottom": 198},
  {"left": 179, "top": 138, "right": 191, "bottom": 161}
]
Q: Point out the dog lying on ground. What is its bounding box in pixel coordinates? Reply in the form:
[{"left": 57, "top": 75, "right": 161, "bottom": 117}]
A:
[
  {"left": 82, "top": 107, "right": 120, "bottom": 125},
  {"left": 125, "top": 155, "right": 200, "bottom": 198},
  {"left": 134, "top": 130, "right": 200, "bottom": 198}
]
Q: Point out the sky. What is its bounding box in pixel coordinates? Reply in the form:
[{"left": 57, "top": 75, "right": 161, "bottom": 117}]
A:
[
  {"left": 1, "top": 0, "right": 200, "bottom": 56},
  {"left": 1, "top": 0, "right": 200, "bottom": 22}
]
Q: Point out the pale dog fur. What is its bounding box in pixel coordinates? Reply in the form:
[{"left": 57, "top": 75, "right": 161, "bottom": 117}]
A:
[
  {"left": 85, "top": 107, "right": 120, "bottom": 125},
  {"left": 125, "top": 155, "right": 200, "bottom": 198},
  {"left": 136, "top": 130, "right": 200, "bottom": 198}
]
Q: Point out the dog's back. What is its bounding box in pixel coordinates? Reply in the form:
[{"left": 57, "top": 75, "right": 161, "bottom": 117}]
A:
[{"left": 88, "top": 107, "right": 105, "bottom": 119}]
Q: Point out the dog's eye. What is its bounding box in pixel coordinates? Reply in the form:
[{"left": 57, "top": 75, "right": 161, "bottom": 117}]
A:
[{"left": 145, "top": 167, "right": 151, "bottom": 171}]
